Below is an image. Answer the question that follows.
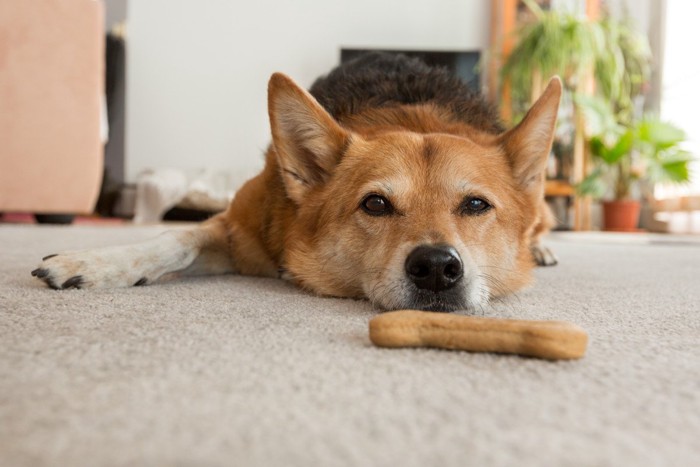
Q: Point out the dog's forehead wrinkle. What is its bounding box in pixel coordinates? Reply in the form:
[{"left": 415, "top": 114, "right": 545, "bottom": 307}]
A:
[
  {"left": 359, "top": 173, "right": 413, "bottom": 198},
  {"left": 375, "top": 181, "right": 395, "bottom": 196},
  {"left": 457, "top": 180, "right": 496, "bottom": 197}
]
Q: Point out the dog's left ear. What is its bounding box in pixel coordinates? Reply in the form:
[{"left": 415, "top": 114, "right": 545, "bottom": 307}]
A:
[
  {"left": 500, "top": 77, "right": 562, "bottom": 198},
  {"left": 268, "top": 73, "right": 350, "bottom": 204}
]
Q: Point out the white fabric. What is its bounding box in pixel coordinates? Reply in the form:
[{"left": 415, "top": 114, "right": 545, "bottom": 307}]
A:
[
  {"left": 133, "top": 168, "right": 255, "bottom": 223},
  {"left": 133, "top": 169, "right": 189, "bottom": 223}
]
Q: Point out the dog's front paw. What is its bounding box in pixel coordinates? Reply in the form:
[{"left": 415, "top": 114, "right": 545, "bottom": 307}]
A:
[
  {"left": 31, "top": 251, "right": 146, "bottom": 289},
  {"left": 531, "top": 245, "right": 558, "bottom": 267}
]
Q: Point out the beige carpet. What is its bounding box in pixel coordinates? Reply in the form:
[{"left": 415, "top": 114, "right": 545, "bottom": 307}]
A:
[{"left": 1, "top": 224, "right": 699, "bottom": 467}]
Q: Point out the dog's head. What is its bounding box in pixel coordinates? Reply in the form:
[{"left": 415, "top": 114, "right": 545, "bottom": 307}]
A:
[{"left": 268, "top": 73, "right": 561, "bottom": 311}]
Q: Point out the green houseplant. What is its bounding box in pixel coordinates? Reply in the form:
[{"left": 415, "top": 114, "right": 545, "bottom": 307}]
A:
[
  {"left": 497, "top": 1, "right": 694, "bottom": 230},
  {"left": 500, "top": 0, "right": 633, "bottom": 121},
  {"left": 577, "top": 95, "right": 694, "bottom": 230}
]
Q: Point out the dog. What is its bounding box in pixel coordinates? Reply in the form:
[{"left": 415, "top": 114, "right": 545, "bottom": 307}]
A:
[{"left": 32, "top": 53, "right": 560, "bottom": 312}]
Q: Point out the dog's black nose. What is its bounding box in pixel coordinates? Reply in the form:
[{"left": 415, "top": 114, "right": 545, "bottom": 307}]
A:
[{"left": 405, "top": 245, "right": 463, "bottom": 292}]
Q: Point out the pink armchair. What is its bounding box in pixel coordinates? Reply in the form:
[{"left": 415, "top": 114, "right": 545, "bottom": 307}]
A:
[{"left": 0, "top": 0, "right": 104, "bottom": 217}]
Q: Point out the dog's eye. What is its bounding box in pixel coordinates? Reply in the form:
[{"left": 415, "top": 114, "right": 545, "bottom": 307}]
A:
[
  {"left": 361, "top": 194, "right": 393, "bottom": 216},
  {"left": 461, "top": 197, "right": 492, "bottom": 216}
]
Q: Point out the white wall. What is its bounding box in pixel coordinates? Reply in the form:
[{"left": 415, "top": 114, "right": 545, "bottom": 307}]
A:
[
  {"left": 125, "top": 0, "right": 490, "bottom": 182},
  {"left": 660, "top": 0, "right": 700, "bottom": 195}
]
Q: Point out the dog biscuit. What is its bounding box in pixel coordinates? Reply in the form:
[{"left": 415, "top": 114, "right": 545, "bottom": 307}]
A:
[{"left": 369, "top": 310, "right": 588, "bottom": 360}]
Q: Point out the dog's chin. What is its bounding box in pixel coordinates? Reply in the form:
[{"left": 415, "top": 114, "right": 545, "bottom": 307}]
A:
[
  {"left": 368, "top": 276, "right": 489, "bottom": 313},
  {"left": 379, "top": 289, "right": 471, "bottom": 313},
  {"left": 406, "top": 291, "right": 467, "bottom": 313},
  {"left": 412, "top": 302, "right": 461, "bottom": 313}
]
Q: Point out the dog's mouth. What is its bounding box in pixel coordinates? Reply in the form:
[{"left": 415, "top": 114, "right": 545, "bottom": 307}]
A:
[
  {"left": 368, "top": 277, "right": 488, "bottom": 313},
  {"left": 401, "top": 288, "right": 468, "bottom": 312},
  {"left": 369, "top": 282, "right": 475, "bottom": 313}
]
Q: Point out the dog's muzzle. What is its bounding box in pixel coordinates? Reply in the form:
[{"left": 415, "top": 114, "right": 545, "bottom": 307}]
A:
[{"left": 405, "top": 244, "right": 463, "bottom": 293}]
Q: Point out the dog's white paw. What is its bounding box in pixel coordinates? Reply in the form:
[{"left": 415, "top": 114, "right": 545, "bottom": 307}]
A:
[
  {"left": 31, "top": 249, "right": 149, "bottom": 290},
  {"left": 531, "top": 244, "right": 558, "bottom": 267}
]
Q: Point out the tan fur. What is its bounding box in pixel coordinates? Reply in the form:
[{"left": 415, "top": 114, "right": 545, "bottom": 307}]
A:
[
  {"left": 33, "top": 73, "right": 561, "bottom": 312},
  {"left": 216, "top": 74, "right": 561, "bottom": 309}
]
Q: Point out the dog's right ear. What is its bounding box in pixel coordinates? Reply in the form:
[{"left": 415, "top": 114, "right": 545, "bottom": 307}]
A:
[
  {"left": 268, "top": 73, "right": 350, "bottom": 204},
  {"left": 500, "top": 77, "right": 562, "bottom": 199}
]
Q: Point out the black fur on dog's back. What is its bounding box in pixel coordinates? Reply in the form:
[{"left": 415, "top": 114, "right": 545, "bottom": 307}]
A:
[{"left": 309, "top": 52, "right": 504, "bottom": 134}]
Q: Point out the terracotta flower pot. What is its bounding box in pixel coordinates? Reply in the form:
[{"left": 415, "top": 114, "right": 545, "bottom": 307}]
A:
[{"left": 602, "top": 199, "right": 641, "bottom": 232}]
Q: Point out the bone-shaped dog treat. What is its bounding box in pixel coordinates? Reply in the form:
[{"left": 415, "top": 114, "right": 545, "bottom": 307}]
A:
[{"left": 369, "top": 310, "right": 588, "bottom": 360}]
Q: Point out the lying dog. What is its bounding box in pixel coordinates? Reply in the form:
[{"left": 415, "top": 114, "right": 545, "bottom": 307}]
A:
[{"left": 32, "top": 53, "right": 560, "bottom": 312}]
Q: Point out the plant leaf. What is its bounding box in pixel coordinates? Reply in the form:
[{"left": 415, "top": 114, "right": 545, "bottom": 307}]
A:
[
  {"left": 604, "top": 130, "right": 634, "bottom": 164},
  {"left": 576, "top": 167, "right": 608, "bottom": 198},
  {"left": 589, "top": 136, "right": 606, "bottom": 158},
  {"left": 644, "top": 148, "right": 694, "bottom": 184},
  {"left": 661, "top": 160, "right": 691, "bottom": 182},
  {"left": 637, "top": 119, "right": 686, "bottom": 149},
  {"left": 574, "top": 93, "right": 626, "bottom": 141}
]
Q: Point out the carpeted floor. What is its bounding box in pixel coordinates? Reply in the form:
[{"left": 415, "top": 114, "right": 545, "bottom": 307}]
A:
[{"left": 1, "top": 224, "right": 699, "bottom": 467}]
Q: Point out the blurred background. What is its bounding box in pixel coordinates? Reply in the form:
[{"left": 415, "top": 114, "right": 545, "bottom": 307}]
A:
[{"left": 0, "top": 0, "right": 697, "bottom": 232}]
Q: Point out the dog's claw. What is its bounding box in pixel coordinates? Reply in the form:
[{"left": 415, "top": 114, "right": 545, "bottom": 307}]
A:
[
  {"left": 61, "top": 276, "right": 84, "bottom": 289},
  {"left": 531, "top": 245, "right": 558, "bottom": 267},
  {"left": 134, "top": 277, "right": 148, "bottom": 286},
  {"left": 32, "top": 268, "right": 61, "bottom": 289},
  {"left": 32, "top": 267, "right": 69, "bottom": 290},
  {"left": 31, "top": 268, "right": 49, "bottom": 278},
  {"left": 42, "top": 254, "right": 58, "bottom": 261}
]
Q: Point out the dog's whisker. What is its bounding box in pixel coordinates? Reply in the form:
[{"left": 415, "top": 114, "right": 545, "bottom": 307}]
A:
[
  {"left": 480, "top": 274, "right": 523, "bottom": 315},
  {"left": 476, "top": 264, "right": 518, "bottom": 273},
  {"left": 477, "top": 272, "right": 521, "bottom": 310}
]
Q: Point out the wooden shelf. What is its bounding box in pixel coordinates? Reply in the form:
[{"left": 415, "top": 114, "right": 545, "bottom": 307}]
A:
[
  {"left": 545, "top": 180, "right": 575, "bottom": 197},
  {"left": 490, "top": 0, "right": 600, "bottom": 230}
]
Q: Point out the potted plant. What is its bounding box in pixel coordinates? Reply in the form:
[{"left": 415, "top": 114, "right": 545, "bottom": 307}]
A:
[
  {"left": 498, "top": 1, "right": 692, "bottom": 230},
  {"left": 577, "top": 96, "right": 694, "bottom": 230},
  {"left": 499, "top": 1, "right": 650, "bottom": 119}
]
